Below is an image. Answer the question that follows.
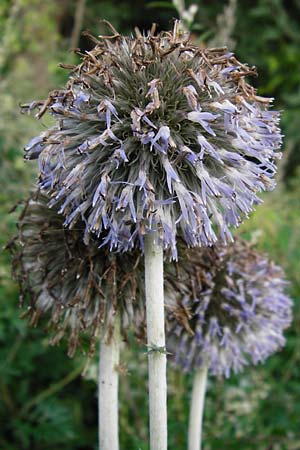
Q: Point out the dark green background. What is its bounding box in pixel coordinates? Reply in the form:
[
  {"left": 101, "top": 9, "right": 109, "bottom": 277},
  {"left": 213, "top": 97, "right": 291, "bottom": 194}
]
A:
[{"left": 1, "top": 1, "right": 300, "bottom": 449}]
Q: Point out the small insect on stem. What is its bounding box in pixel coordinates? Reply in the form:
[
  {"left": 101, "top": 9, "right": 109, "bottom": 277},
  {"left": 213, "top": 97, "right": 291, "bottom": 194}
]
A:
[{"left": 146, "top": 344, "right": 172, "bottom": 356}]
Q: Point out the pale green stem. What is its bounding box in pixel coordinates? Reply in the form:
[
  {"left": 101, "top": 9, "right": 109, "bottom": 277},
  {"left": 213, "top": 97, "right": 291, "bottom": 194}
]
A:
[
  {"left": 188, "top": 366, "right": 208, "bottom": 450},
  {"left": 99, "top": 314, "right": 121, "bottom": 450},
  {"left": 144, "top": 232, "right": 168, "bottom": 450}
]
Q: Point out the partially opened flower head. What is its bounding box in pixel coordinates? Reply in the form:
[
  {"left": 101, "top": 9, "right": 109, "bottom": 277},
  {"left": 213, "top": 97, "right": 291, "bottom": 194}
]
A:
[
  {"left": 22, "top": 22, "right": 282, "bottom": 259},
  {"left": 10, "top": 192, "right": 145, "bottom": 357},
  {"left": 165, "top": 239, "right": 292, "bottom": 377}
]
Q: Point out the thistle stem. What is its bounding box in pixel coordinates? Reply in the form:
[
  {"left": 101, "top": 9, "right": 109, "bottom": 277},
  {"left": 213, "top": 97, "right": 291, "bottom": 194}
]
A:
[
  {"left": 99, "top": 314, "right": 121, "bottom": 450},
  {"left": 144, "top": 232, "right": 168, "bottom": 450},
  {"left": 188, "top": 366, "right": 208, "bottom": 450}
]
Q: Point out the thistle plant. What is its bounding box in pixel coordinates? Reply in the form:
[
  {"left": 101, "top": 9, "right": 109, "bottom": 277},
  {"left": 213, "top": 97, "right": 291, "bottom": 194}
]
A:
[
  {"left": 23, "top": 24, "right": 282, "bottom": 257},
  {"left": 10, "top": 192, "right": 145, "bottom": 450},
  {"left": 21, "top": 21, "right": 282, "bottom": 450},
  {"left": 165, "top": 239, "right": 292, "bottom": 450}
]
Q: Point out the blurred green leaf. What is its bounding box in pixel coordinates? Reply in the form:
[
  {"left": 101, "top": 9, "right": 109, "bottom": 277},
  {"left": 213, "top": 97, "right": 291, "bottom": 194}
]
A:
[{"left": 146, "top": 1, "right": 175, "bottom": 9}]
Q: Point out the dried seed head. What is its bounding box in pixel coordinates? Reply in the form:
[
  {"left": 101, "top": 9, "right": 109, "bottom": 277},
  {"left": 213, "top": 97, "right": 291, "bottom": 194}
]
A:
[
  {"left": 22, "top": 23, "right": 282, "bottom": 259},
  {"left": 10, "top": 192, "right": 145, "bottom": 357},
  {"left": 165, "top": 239, "right": 292, "bottom": 377}
]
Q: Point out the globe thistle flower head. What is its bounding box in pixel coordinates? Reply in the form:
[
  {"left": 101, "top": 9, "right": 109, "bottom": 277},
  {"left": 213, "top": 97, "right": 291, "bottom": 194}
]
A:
[
  {"left": 22, "top": 22, "right": 282, "bottom": 259},
  {"left": 9, "top": 192, "right": 145, "bottom": 357},
  {"left": 165, "top": 239, "right": 292, "bottom": 377}
]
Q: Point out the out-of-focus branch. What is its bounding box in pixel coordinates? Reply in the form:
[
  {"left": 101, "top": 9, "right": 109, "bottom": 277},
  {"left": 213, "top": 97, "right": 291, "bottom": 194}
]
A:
[
  {"left": 172, "top": 0, "right": 198, "bottom": 31},
  {"left": 19, "top": 362, "right": 84, "bottom": 416},
  {"left": 70, "top": 0, "right": 86, "bottom": 50},
  {"left": 209, "top": 0, "right": 237, "bottom": 49}
]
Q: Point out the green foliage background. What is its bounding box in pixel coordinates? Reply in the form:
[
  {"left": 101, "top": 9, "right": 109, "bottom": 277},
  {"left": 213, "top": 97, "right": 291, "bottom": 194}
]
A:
[{"left": 0, "top": 1, "right": 300, "bottom": 449}]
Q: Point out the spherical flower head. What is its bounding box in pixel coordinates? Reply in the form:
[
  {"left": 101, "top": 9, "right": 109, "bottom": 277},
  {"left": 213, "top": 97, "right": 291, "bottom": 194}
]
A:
[
  {"left": 23, "top": 23, "right": 282, "bottom": 259},
  {"left": 165, "top": 238, "right": 292, "bottom": 377},
  {"left": 10, "top": 192, "right": 145, "bottom": 357}
]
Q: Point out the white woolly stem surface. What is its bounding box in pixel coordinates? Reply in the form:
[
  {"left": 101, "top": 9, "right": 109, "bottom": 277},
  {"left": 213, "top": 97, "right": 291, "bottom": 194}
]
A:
[
  {"left": 144, "top": 232, "right": 168, "bottom": 450},
  {"left": 99, "top": 314, "right": 121, "bottom": 450},
  {"left": 188, "top": 366, "right": 208, "bottom": 450}
]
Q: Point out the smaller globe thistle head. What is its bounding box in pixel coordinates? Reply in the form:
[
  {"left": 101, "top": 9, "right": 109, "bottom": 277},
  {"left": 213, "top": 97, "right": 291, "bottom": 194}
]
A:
[
  {"left": 165, "top": 238, "right": 292, "bottom": 377},
  {"left": 22, "top": 22, "right": 282, "bottom": 259},
  {"left": 9, "top": 192, "right": 145, "bottom": 357}
]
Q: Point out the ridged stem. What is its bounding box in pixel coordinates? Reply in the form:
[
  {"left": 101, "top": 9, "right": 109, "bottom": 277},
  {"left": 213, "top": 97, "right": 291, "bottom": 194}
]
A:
[{"left": 144, "top": 232, "right": 168, "bottom": 450}]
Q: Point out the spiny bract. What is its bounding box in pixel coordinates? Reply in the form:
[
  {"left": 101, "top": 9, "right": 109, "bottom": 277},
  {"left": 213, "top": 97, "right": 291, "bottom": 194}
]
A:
[
  {"left": 165, "top": 239, "right": 292, "bottom": 377},
  {"left": 9, "top": 192, "right": 145, "bottom": 357},
  {"left": 22, "top": 23, "right": 282, "bottom": 259}
]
